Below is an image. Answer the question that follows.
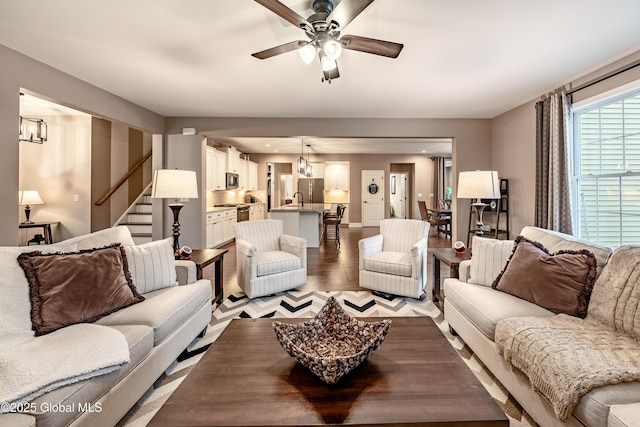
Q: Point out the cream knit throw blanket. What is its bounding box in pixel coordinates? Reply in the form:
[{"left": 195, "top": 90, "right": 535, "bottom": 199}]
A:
[{"left": 495, "top": 245, "right": 640, "bottom": 422}]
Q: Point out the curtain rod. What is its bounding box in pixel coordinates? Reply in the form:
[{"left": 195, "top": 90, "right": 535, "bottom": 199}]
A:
[{"left": 567, "top": 58, "right": 640, "bottom": 96}]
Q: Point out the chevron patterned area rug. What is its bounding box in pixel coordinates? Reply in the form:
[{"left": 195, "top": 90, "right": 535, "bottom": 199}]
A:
[{"left": 118, "top": 291, "right": 535, "bottom": 427}]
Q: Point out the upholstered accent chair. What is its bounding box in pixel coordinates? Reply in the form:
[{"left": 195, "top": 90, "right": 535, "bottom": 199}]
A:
[
  {"left": 358, "top": 219, "right": 430, "bottom": 299},
  {"left": 233, "top": 219, "right": 307, "bottom": 299}
]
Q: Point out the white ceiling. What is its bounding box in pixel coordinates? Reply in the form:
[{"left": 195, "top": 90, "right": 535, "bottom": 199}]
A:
[{"left": 4, "top": 0, "right": 640, "bottom": 154}]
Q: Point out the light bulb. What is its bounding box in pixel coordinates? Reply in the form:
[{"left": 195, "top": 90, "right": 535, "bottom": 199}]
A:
[
  {"left": 323, "top": 39, "right": 342, "bottom": 60},
  {"left": 298, "top": 44, "right": 316, "bottom": 64},
  {"left": 321, "top": 56, "right": 337, "bottom": 72}
]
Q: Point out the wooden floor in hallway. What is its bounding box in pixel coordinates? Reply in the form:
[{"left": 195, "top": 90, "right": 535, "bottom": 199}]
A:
[{"left": 205, "top": 224, "right": 453, "bottom": 299}]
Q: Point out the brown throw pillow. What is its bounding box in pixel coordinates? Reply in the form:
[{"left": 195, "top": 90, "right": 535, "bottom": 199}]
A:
[
  {"left": 491, "top": 236, "right": 597, "bottom": 318},
  {"left": 18, "top": 243, "right": 144, "bottom": 336}
]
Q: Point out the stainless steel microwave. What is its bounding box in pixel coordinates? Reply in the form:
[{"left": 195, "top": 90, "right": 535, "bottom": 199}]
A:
[{"left": 226, "top": 172, "right": 239, "bottom": 189}]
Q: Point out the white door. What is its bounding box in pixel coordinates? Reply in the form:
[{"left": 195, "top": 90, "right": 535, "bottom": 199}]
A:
[
  {"left": 399, "top": 173, "right": 408, "bottom": 218},
  {"left": 362, "top": 170, "right": 385, "bottom": 227}
]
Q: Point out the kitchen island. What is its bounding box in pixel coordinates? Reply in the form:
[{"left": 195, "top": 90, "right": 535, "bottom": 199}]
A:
[{"left": 270, "top": 204, "right": 326, "bottom": 248}]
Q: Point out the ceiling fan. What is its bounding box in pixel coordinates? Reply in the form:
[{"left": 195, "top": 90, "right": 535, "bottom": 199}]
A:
[{"left": 251, "top": 0, "right": 404, "bottom": 83}]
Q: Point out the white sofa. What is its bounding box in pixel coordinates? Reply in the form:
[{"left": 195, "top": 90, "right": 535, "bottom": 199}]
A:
[
  {"left": 0, "top": 226, "right": 212, "bottom": 427},
  {"left": 444, "top": 226, "right": 640, "bottom": 427}
]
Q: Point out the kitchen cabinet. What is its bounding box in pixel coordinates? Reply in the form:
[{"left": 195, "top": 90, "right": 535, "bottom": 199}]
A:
[
  {"left": 222, "top": 214, "right": 236, "bottom": 243},
  {"left": 238, "top": 158, "right": 248, "bottom": 190},
  {"left": 324, "top": 162, "right": 349, "bottom": 190},
  {"left": 225, "top": 147, "right": 241, "bottom": 174},
  {"left": 205, "top": 147, "right": 215, "bottom": 191},
  {"left": 206, "top": 208, "right": 236, "bottom": 248},
  {"left": 249, "top": 204, "right": 264, "bottom": 220},
  {"left": 248, "top": 161, "right": 258, "bottom": 190},
  {"left": 213, "top": 150, "right": 226, "bottom": 190},
  {"left": 206, "top": 146, "right": 226, "bottom": 191}
]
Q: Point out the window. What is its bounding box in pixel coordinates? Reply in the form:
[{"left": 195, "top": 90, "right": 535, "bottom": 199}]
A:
[{"left": 572, "top": 88, "right": 640, "bottom": 247}]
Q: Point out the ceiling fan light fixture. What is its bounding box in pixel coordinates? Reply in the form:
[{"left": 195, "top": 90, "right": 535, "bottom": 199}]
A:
[
  {"left": 323, "top": 39, "right": 342, "bottom": 60},
  {"left": 298, "top": 43, "right": 317, "bottom": 64},
  {"left": 320, "top": 55, "right": 337, "bottom": 72}
]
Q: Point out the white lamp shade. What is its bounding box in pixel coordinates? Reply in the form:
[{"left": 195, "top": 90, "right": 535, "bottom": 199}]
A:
[
  {"left": 298, "top": 43, "right": 316, "bottom": 64},
  {"left": 19, "top": 190, "right": 44, "bottom": 206},
  {"left": 457, "top": 171, "right": 500, "bottom": 199},
  {"left": 151, "top": 169, "right": 199, "bottom": 199},
  {"left": 323, "top": 39, "right": 342, "bottom": 60}
]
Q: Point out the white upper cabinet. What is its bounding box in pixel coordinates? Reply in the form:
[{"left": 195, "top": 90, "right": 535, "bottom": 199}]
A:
[
  {"left": 206, "top": 146, "right": 226, "bottom": 191},
  {"left": 226, "top": 147, "right": 240, "bottom": 173},
  {"left": 214, "top": 150, "right": 226, "bottom": 190},
  {"left": 248, "top": 161, "right": 258, "bottom": 190},
  {"left": 324, "top": 162, "right": 350, "bottom": 190}
]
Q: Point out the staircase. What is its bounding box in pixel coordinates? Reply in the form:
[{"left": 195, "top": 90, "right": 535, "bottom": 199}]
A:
[{"left": 116, "top": 186, "right": 153, "bottom": 245}]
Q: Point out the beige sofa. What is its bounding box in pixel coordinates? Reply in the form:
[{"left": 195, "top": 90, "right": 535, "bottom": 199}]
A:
[
  {"left": 444, "top": 226, "right": 640, "bottom": 426},
  {"left": 0, "top": 227, "right": 212, "bottom": 427}
]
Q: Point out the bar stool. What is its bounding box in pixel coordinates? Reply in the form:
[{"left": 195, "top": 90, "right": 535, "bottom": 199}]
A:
[{"left": 324, "top": 204, "right": 346, "bottom": 247}]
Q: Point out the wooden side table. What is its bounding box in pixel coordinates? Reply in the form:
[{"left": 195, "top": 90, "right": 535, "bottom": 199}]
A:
[
  {"left": 188, "top": 248, "right": 228, "bottom": 304},
  {"left": 431, "top": 247, "right": 471, "bottom": 309},
  {"left": 19, "top": 221, "right": 58, "bottom": 244}
]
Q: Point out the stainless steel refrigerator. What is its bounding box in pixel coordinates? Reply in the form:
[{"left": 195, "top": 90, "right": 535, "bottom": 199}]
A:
[{"left": 297, "top": 178, "right": 324, "bottom": 203}]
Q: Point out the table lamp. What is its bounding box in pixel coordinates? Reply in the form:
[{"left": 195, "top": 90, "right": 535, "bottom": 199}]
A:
[
  {"left": 19, "top": 190, "right": 44, "bottom": 224},
  {"left": 457, "top": 170, "right": 500, "bottom": 236},
  {"left": 151, "top": 169, "right": 199, "bottom": 254}
]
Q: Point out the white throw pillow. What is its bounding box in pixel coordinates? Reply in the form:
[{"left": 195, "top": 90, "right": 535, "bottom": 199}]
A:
[
  {"left": 123, "top": 238, "right": 177, "bottom": 294},
  {"left": 468, "top": 236, "right": 515, "bottom": 286}
]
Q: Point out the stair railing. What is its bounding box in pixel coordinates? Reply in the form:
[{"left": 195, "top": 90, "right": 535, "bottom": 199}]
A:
[
  {"left": 95, "top": 150, "right": 152, "bottom": 206},
  {"left": 113, "top": 181, "right": 153, "bottom": 227}
]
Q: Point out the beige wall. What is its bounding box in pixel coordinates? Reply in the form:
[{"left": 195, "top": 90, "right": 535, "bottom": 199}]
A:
[
  {"left": 0, "top": 43, "right": 164, "bottom": 245},
  {"left": 491, "top": 101, "right": 536, "bottom": 236},
  {"left": 19, "top": 114, "right": 92, "bottom": 243}
]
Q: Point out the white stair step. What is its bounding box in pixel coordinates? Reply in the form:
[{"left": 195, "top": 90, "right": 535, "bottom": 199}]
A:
[
  {"left": 128, "top": 213, "right": 152, "bottom": 223},
  {"left": 143, "top": 195, "right": 153, "bottom": 204},
  {"left": 135, "top": 203, "right": 152, "bottom": 214}
]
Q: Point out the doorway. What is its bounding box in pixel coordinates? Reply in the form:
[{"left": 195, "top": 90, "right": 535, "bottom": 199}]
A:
[{"left": 389, "top": 173, "right": 408, "bottom": 218}]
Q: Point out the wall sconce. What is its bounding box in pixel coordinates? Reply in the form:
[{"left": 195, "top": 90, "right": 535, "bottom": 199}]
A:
[{"left": 19, "top": 116, "right": 47, "bottom": 143}]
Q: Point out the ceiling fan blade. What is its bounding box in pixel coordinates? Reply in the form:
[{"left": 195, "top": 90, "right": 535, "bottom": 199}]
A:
[
  {"left": 252, "top": 40, "right": 307, "bottom": 59},
  {"left": 326, "top": 0, "right": 375, "bottom": 30},
  {"left": 323, "top": 63, "right": 340, "bottom": 81},
  {"left": 254, "top": 0, "right": 311, "bottom": 29},
  {"left": 341, "top": 34, "right": 404, "bottom": 58}
]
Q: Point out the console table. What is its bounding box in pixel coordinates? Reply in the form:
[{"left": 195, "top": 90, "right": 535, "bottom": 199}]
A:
[{"left": 19, "top": 221, "right": 58, "bottom": 244}]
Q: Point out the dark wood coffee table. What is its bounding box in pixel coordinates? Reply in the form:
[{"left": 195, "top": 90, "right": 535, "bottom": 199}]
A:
[{"left": 149, "top": 317, "right": 507, "bottom": 426}]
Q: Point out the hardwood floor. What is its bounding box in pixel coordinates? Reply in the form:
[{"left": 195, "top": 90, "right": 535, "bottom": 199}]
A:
[{"left": 206, "top": 224, "right": 453, "bottom": 298}]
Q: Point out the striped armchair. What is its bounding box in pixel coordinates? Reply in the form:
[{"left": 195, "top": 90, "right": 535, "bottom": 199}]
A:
[
  {"left": 233, "top": 219, "right": 307, "bottom": 299},
  {"left": 358, "top": 219, "right": 430, "bottom": 299}
]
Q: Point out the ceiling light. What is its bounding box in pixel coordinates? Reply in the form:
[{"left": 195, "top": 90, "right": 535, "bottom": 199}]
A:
[
  {"left": 19, "top": 116, "right": 47, "bottom": 144},
  {"left": 323, "top": 39, "right": 342, "bottom": 60},
  {"left": 321, "top": 55, "right": 337, "bottom": 72},
  {"left": 297, "top": 138, "right": 308, "bottom": 175},
  {"left": 298, "top": 44, "right": 316, "bottom": 64}
]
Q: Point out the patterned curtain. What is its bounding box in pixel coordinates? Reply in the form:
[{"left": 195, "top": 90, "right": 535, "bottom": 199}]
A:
[
  {"left": 535, "top": 90, "right": 573, "bottom": 233},
  {"left": 431, "top": 157, "right": 446, "bottom": 208}
]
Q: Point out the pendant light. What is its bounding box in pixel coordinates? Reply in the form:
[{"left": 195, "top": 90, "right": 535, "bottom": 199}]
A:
[
  {"left": 297, "top": 138, "right": 307, "bottom": 175},
  {"left": 305, "top": 144, "right": 313, "bottom": 177}
]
